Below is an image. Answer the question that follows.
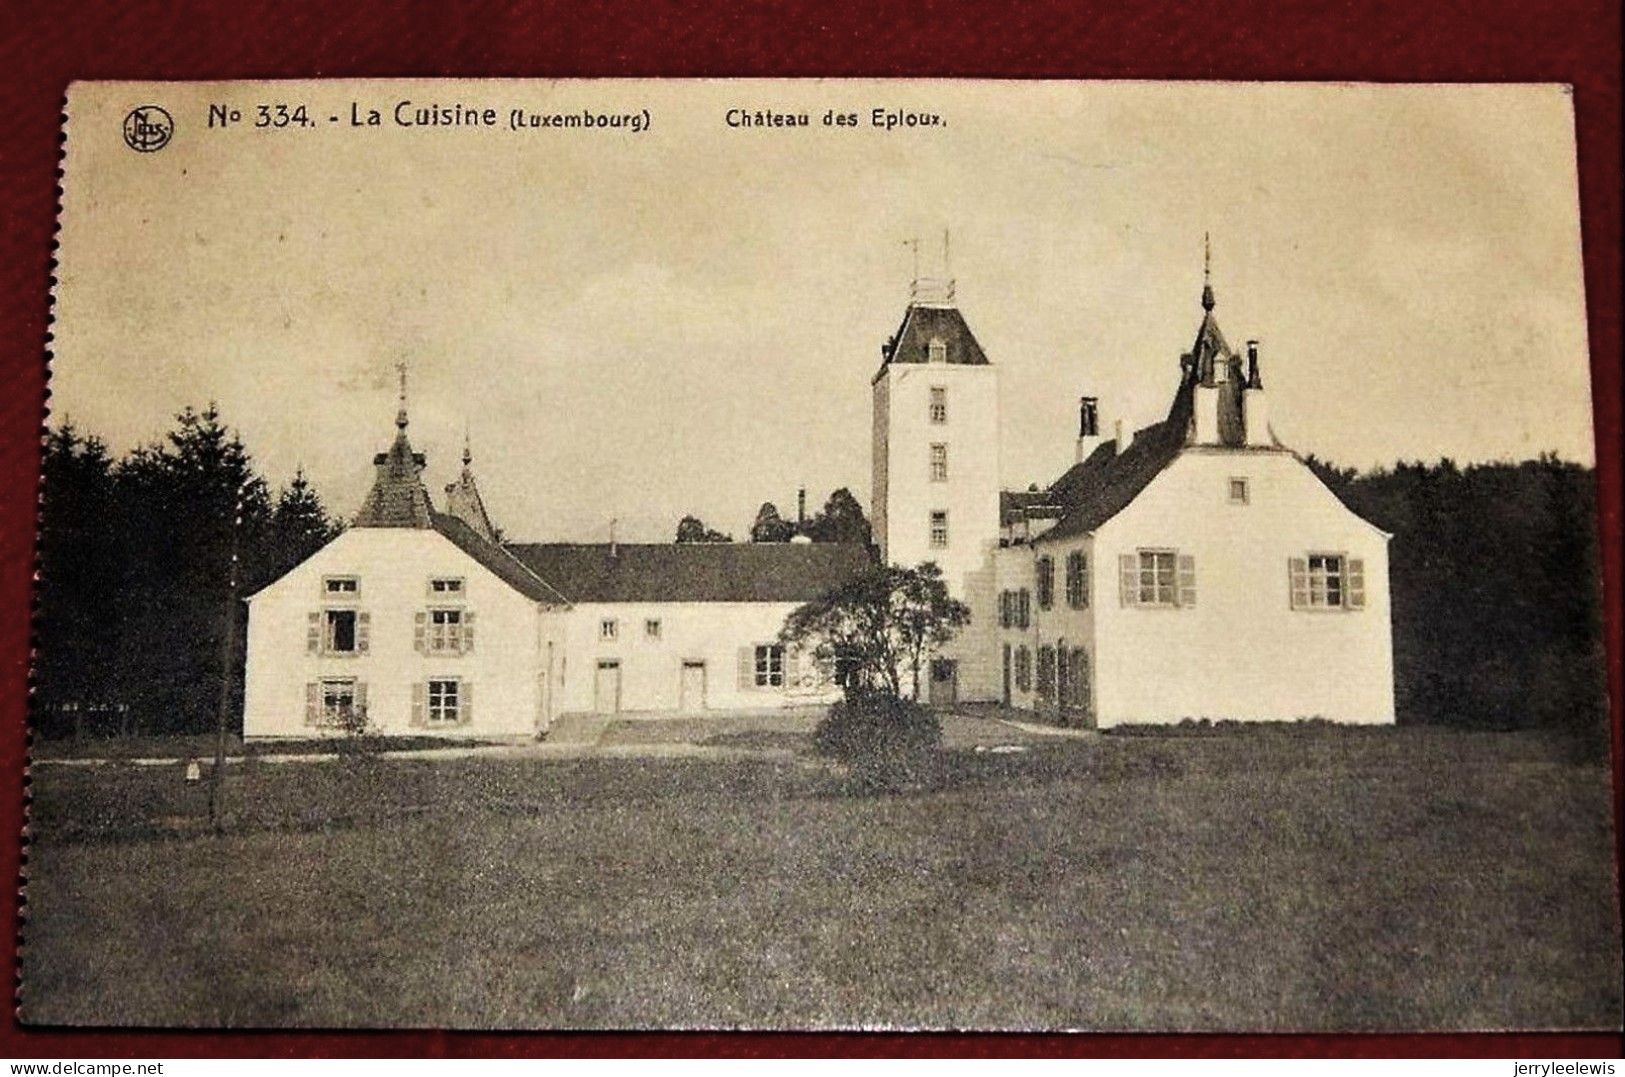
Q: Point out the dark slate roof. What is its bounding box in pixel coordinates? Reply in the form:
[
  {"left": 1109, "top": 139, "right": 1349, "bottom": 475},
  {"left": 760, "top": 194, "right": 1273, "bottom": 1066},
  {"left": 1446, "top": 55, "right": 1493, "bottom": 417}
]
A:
[
  {"left": 355, "top": 427, "right": 434, "bottom": 528},
  {"left": 878, "top": 302, "right": 990, "bottom": 375},
  {"left": 505, "top": 541, "right": 873, "bottom": 604},
  {"left": 1000, "top": 488, "right": 1051, "bottom": 523},
  {"left": 431, "top": 513, "right": 570, "bottom": 606},
  {"left": 1035, "top": 374, "right": 1196, "bottom": 543}
]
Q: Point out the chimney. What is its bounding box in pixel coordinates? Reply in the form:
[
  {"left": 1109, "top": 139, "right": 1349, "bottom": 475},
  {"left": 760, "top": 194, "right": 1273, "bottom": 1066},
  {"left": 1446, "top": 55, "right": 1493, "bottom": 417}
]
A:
[
  {"left": 1243, "top": 340, "right": 1271, "bottom": 447},
  {"left": 797, "top": 487, "right": 807, "bottom": 527},
  {"left": 609, "top": 518, "right": 618, "bottom": 558},
  {"left": 1075, "top": 396, "right": 1102, "bottom": 463},
  {"left": 1114, "top": 418, "right": 1127, "bottom": 453}
]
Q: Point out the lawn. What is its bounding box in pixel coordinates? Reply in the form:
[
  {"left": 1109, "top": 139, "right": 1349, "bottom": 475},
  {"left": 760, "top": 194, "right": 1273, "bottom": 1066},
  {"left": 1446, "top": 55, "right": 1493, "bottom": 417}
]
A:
[{"left": 20, "top": 724, "right": 1623, "bottom": 1031}]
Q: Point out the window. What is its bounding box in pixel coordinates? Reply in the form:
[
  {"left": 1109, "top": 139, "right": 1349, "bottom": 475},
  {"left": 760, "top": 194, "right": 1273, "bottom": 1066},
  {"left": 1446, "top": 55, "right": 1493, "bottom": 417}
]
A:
[
  {"left": 1017, "top": 588, "right": 1031, "bottom": 629},
  {"left": 1037, "top": 645, "right": 1056, "bottom": 700},
  {"left": 323, "top": 576, "right": 358, "bottom": 597},
  {"left": 1290, "top": 554, "right": 1366, "bottom": 611},
  {"left": 1121, "top": 549, "right": 1196, "bottom": 608},
  {"left": 1066, "top": 647, "right": 1091, "bottom": 712},
  {"left": 426, "top": 679, "right": 462, "bottom": 724},
  {"left": 929, "top": 386, "right": 947, "bottom": 424},
  {"left": 426, "top": 609, "right": 464, "bottom": 653},
  {"left": 325, "top": 609, "right": 358, "bottom": 653},
  {"left": 1014, "top": 646, "right": 1032, "bottom": 692},
  {"left": 1036, "top": 556, "right": 1055, "bottom": 609},
  {"left": 600, "top": 618, "right": 618, "bottom": 641},
  {"left": 645, "top": 618, "right": 662, "bottom": 639},
  {"left": 754, "top": 644, "right": 785, "bottom": 687},
  {"left": 319, "top": 678, "right": 357, "bottom": 724},
  {"left": 1229, "top": 478, "right": 1250, "bottom": 505},
  {"left": 930, "top": 510, "right": 949, "bottom": 549},
  {"left": 832, "top": 646, "right": 863, "bottom": 689},
  {"left": 429, "top": 577, "right": 465, "bottom": 597},
  {"left": 927, "top": 338, "right": 947, "bottom": 363},
  {"left": 1066, "top": 551, "right": 1089, "bottom": 608},
  {"left": 930, "top": 443, "right": 948, "bottom": 482}
]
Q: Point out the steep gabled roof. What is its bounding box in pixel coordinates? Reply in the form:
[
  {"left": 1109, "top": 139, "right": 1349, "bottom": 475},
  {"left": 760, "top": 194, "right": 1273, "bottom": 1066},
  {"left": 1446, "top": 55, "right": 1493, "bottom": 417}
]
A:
[
  {"left": 505, "top": 541, "right": 873, "bottom": 604},
  {"left": 1037, "top": 374, "right": 1196, "bottom": 543},
  {"left": 431, "top": 512, "right": 570, "bottom": 606}
]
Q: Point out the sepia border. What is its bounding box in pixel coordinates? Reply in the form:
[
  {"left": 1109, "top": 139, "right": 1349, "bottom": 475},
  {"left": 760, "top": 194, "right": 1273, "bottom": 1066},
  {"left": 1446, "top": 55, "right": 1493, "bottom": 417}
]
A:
[{"left": 1, "top": 0, "right": 1620, "bottom": 1059}]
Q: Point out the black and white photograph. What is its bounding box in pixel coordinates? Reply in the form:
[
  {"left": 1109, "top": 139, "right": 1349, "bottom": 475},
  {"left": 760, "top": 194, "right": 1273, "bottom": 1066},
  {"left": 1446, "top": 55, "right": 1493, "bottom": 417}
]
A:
[{"left": 21, "top": 79, "right": 1620, "bottom": 1030}]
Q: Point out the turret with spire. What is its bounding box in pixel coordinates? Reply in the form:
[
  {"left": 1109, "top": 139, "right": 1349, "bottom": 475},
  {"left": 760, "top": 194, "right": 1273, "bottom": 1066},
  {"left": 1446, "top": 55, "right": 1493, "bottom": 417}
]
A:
[
  {"left": 354, "top": 364, "right": 435, "bottom": 528},
  {"left": 443, "top": 425, "right": 499, "bottom": 543},
  {"left": 1178, "top": 237, "right": 1274, "bottom": 449}
]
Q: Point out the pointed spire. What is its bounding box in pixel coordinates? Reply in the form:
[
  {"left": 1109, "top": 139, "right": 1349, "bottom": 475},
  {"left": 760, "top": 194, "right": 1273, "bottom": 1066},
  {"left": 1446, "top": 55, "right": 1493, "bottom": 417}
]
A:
[
  {"left": 461, "top": 421, "right": 473, "bottom": 471},
  {"left": 1201, "top": 232, "right": 1215, "bottom": 312},
  {"left": 443, "top": 420, "right": 498, "bottom": 543},
  {"left": 395, "top": 362, "right": 410, "bottom": 431}
]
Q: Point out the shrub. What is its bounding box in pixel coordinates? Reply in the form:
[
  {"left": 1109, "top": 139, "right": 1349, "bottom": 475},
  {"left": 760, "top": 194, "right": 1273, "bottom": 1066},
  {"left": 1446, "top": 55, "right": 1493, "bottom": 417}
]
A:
[{"left": 814, "top": 688, "right": 942, "bottom": 792}]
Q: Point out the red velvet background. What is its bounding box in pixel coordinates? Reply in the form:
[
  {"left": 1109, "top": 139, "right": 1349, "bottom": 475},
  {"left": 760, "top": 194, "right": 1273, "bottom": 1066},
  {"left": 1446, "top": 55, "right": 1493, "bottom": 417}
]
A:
[{"left": 0, "top": 0, "right": 1619, "bottom": 1059}]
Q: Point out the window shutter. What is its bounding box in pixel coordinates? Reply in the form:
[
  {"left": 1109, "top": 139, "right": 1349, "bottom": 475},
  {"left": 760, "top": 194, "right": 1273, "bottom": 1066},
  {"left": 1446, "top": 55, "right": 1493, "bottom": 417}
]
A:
[
  {"left": 786, "top": 648, "right": 802, "bottom": 688},
  {"left": 738, "top": 647, "right": 754, "bottom": 690},
  {"left": 413, "top": 611, "right": 427, "bottom": 654},
  {"left": 1080, "top": 554, "right": 1091, "bottom": 607},
  {"left": 462, "top": 610, "right": 476, "bottom": 653},
  {"left": 460, "top": 682, "right": 473, "bottom": 725},
  {"left": 411, "top": 681, "right": 426, "bottom": 726},
  {"left": 304, "top": 682, "right": 319, "bottom": 725},
  {"left": 1119, "top": 555, "right": 1137, "bottom": 607},
  {"left": 354, "top": 682, "right": 369, "bottom": 718},
  {"left": 356, "top": 612, "right": 371, "bottom": 654},
  {"left": 1346, "top": 559, "right": 1366, "bottom": 610},
  {"left": 1289, "top": 557, "right": 1308, "bottom": 610},
  {"left": 1178, "top": 555, "right": 1197, "bottom": 609},
  {"left": 307, "top": 612, "right": 321, "bottom": 654}
]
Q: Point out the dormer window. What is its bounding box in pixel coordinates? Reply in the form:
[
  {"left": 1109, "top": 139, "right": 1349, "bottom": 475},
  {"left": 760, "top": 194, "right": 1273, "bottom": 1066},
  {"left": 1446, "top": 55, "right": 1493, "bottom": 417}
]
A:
[{"left": 926, "top": 338, "right": 947, "bottom": 363}]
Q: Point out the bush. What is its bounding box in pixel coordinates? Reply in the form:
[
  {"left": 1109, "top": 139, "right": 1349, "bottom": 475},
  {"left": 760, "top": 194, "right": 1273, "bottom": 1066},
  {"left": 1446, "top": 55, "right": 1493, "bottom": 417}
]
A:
[{"left": 814, "top": 688, "right": 942, "bottom": 792}]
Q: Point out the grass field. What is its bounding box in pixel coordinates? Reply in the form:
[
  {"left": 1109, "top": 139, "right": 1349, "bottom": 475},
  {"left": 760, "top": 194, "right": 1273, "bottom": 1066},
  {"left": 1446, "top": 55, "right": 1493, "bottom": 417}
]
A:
[{"left": 21, "top": 723, "right": 1623, "bottom": 1030}]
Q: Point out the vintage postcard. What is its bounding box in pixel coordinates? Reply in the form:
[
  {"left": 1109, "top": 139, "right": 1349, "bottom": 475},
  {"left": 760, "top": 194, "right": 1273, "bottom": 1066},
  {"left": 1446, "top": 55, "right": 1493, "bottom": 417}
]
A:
[{"left": 23, "top": 79, "right": 1620, "bottom": 1030}]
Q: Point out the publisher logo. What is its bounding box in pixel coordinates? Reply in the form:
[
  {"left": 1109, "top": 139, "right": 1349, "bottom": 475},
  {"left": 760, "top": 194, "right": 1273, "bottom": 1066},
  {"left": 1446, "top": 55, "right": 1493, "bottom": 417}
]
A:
[{"left": 122, "top": 106, "right": 173, "bottom": 153}]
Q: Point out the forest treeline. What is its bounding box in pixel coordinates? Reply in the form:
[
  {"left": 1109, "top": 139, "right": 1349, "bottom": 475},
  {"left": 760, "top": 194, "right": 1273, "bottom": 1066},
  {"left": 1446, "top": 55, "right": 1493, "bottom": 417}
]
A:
[{"left": 31, "top": 405, "right": 1609, "bottom": 743}]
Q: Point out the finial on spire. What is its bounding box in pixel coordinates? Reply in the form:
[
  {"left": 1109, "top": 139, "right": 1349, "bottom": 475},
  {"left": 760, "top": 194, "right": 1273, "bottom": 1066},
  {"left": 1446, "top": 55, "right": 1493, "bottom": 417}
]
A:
[
  {"left": 395, "top": 362, "right": 409, "bottom": 430},
  {"left": 1201, "top": 232, "right": 1216, "bottom": 312},
  {"left": 462, "top": 421, "right": 472, "bottom": 469}
]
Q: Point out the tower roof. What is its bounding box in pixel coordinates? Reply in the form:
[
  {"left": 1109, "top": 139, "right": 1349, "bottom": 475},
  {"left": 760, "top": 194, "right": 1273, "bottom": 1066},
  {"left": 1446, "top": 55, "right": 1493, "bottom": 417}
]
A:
[
  {"left": 354, "top": 367, "right": 435, "bottom": 528},
  {"left": 875, "top": 293, "right": 991, "bottom": 381},
  {"left": 442, "top": 431, "right": 498, "bottom": 543}
]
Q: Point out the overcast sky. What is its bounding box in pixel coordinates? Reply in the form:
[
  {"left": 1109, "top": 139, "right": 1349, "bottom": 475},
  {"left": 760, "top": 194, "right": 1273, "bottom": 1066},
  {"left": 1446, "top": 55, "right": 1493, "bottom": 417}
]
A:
[{"left": 54, "top": 80, "right": 1592, "bottom": 542}]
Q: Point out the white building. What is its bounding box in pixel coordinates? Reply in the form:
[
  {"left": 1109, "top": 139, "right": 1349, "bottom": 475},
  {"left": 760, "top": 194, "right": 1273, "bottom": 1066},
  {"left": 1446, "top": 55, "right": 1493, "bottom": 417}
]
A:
[{"left": 244, "top": 255, "right": 1395, "bottom": 736}]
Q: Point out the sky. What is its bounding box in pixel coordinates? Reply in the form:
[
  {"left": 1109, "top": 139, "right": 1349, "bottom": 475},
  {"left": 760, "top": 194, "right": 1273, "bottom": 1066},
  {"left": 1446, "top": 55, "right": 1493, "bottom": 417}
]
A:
[{"left": 53, "top": 80, "right": 1593, "bottom": 542}]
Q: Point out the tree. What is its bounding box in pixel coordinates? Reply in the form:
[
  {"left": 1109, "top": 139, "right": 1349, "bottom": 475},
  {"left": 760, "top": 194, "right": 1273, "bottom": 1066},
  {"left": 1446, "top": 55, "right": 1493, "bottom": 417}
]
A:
[
  {"left": 749, "top": 502, "right": 797, "bottom": 543},
  {"left": 779, "top": 561, "right": 970, "bottom": 699},
  {"left": 263, "top": 468, "right": 343, "bottom": 583},
  {"left": 805, "top": 487, "right": 875, "bottom": 549},
  {"left": 675, "top": 514, "right": 733, "bottom": 543}
]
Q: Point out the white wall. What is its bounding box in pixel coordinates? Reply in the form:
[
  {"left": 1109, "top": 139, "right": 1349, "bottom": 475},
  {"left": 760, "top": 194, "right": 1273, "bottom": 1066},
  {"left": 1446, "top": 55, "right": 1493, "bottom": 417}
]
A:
[
  {"left": 873, "top": 361, "right": 1002, "bottom": 701},
  {"left": 1075, "top": 449, "right": 1395, "bottom": 725},
  {"left": 243, "top": 529, "right": 549, "bottom": 739},
  {"left": 552, "top": 601, "right": 843, "bottom": 715}
]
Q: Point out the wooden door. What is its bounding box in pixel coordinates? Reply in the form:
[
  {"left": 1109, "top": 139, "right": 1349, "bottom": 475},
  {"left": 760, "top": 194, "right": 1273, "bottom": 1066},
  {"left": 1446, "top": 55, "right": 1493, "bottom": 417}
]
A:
[
  {"left": 680, "top": 661, "right": 706, "bottom": 712},
  {"left": 928, "top": 658, "right": 958, "bottom": 706},
  {"left": 594, "top": 660, "right": 621, "bottom": 714}
]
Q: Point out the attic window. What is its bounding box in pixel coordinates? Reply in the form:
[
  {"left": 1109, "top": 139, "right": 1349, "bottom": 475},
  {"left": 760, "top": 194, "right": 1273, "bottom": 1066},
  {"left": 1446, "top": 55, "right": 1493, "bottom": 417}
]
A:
[
  {"left": 429, "top": 577, "right": 465, "bottom": 597},
  {"left": 926, "top": 338, "right": 947, "bottom": 363},
  {"left": 1229, "top": 478, "right": 1250, "bottom": 504},
  {"left": 323, "top": 576, "right": 359, "bottom": 598}
]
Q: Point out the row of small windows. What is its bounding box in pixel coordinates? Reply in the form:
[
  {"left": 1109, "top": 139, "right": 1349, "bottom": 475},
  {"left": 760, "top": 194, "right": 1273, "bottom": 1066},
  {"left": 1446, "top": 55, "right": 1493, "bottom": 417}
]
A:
[
  {"left": 1001, "top": 550, "right": 1366, "bottom": 616},
  {"left": 323, "top": 575, "right": 465, "bottom": 599},
  {"left": 1006, "top": 644, "right": 1091, "bottom": 709},
  {"left": 306, "top": 607, "right": 476, "bottom": 655},
  {"left": 302, "top": 677, "right": 470, "bottom": 727},
  {"left": 601, "top": 618, "right": 663, "bottom": 641}
]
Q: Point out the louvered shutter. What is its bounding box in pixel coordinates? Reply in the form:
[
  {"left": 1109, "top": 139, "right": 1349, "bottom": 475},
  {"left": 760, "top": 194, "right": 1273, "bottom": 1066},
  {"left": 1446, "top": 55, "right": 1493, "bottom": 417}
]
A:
[
  {"left": 786, "top": 649, "right": 802, "bottom": 688},
  {"left": 1289, "top": 557, "right": 1308, "bottom": 610},
  {"left": 738, "top": 647, "right": 754, "bottom": 690},
  {"left": 411, "top": 682, "right": 426, "bottom": 726},
  {"left": 356, "top": 612, "right": 371, "bottom": 653},
  {"left": 307, "top": 612, "right": 321, "bottom": 654},
  {"left": 459, "top": 682, "right": 473, "bottom": 725},
  {"left": 304, "top": 682, "right": 319, "bottom": 725},
  {"left": 1119, "top": 555, "right": 1137, "bottom": 607},
  {"left": 1177, "top": 555, "right": 1197, "bottom": 609},
  {"left": 462, "top": 610, "right": 476, "bottom": 653},
  {"left": 1346, "top": 559, "right": 1366, "bottom": 610},
  {"left": 1080, "top": 555, "right": 1091, "bottom": 607},
  {"left": 413, "top": 611, "right": 427, "bottom": 654},
  {"left": 354, "top": 682, "right": 369, "bottom": 720}
]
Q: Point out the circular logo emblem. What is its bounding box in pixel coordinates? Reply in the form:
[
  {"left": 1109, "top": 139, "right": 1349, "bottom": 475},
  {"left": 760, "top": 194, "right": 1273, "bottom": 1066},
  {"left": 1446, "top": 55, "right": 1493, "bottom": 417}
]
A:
[{"left": 122, "top": 106, "right": 174, "bottom": 153}]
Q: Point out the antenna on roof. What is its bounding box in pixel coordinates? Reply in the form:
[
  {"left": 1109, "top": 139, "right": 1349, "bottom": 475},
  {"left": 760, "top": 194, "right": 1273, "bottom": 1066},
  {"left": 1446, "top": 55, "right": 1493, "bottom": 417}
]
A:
[
  {"left": 903, "top": 236, "right": 920, "bottom": 284},
  {"left": 943, "top": 227, "right": 951, "bottom": 279}
]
